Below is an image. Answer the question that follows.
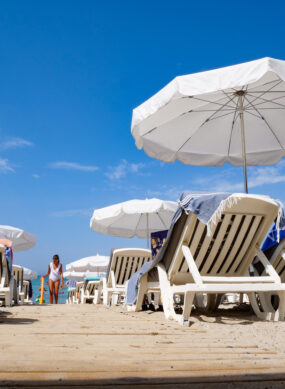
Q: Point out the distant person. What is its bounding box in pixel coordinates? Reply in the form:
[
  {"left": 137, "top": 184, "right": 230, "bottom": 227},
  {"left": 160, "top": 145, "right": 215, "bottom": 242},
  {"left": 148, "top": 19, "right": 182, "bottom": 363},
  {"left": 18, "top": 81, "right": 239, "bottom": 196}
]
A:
[
  {"left": 42, "top": 254, "right": 64, "bottom": 304},
  {"left": 28, "top": 280, "right": 33, "bottom": 299}
]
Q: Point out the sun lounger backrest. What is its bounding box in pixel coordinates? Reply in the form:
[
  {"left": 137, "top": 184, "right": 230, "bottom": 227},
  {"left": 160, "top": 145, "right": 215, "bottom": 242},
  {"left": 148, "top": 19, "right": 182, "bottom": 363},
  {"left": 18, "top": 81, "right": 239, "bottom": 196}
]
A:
[
  {"left": 0, "top": 249, "right": 10, "bottom": 288},
  {"left": 167, "top": 196, "right": 278, "bottom": 284},
  {"left": 12, "top": 265, "right": 24, "bottom": 287},
  {"left": 108, "top": 248, "right": 152, "bottom": 288}
]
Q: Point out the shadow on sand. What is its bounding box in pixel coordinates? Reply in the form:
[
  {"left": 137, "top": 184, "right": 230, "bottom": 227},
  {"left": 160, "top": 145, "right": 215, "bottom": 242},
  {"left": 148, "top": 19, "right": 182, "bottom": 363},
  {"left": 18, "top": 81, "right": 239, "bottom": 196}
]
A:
[
  {"left": 2, "top": 373, "right": 285, "bottom": 388},
  {"left": 192, "top": 304, "right": 256, "bottom": 326},
  {"left": 0, "top": 309, "right": 38, "bottom": 325},
  {"left": 0, "top": 316, "right": 38, "bottom": 325}
]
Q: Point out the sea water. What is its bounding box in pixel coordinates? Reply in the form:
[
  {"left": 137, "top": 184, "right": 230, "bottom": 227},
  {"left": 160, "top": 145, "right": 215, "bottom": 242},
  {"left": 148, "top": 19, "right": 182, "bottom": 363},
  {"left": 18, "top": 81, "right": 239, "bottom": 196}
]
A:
[{"left": 31, "top": 276, "right": 68, "bottom": 304}]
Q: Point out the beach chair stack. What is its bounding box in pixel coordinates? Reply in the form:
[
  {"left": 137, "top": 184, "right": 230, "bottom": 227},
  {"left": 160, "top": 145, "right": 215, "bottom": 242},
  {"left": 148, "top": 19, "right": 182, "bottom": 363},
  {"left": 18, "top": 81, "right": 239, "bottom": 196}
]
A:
[{"left": 131, "top": 194, "right": 285, "bottom": 325}]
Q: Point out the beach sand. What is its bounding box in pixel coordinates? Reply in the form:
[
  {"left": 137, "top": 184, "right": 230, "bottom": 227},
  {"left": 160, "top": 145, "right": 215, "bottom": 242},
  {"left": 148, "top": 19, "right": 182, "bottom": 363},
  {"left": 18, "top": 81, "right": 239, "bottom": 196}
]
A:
[{"left": 0, "top": 303, "right": 285, "bottom": 388}]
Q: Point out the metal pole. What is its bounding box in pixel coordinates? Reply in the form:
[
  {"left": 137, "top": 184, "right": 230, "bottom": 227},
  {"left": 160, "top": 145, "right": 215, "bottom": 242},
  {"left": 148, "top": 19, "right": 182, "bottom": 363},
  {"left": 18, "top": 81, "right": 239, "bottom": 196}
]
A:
[
  {"left": 238, "top": 94, "right": 248, "bottom": 193},
  {"left": 146, "top": 213, "right": 150, "bottom": 249}
]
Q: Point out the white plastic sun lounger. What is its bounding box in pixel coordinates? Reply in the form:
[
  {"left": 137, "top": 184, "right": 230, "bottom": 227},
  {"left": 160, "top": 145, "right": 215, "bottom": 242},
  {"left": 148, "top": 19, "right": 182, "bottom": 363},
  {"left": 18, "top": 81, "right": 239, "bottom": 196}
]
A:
[
  {"left": 80, "top": 279, "right": 103, "bottom": 304},
  {"left": 23, "top": 280, "right": 31, "bottom": 304},
  {"left": 12, "top": 265, "right": 25, "bottom": 305},
  {"left": 67, "top": 281, "right": 84, "bottom": 304},
  {"left": 135, "top": 194, "right": 285, "bottom": 325},
  {"left": 103, "top": 248, "right": 152, "bottom": 306},
  {"left": 0, "top": 245, "right": 13, "bottom": 306},
  {"left": 67, "top": 287, "right": 76, "bottom": 304}
]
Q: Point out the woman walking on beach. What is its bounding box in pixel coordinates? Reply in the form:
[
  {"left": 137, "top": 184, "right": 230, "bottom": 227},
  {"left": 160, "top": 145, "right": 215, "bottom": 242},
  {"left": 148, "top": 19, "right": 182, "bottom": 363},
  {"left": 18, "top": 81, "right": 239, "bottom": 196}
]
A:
[{"left": 43, "top": 254, "right": 64, "bottom": 304}]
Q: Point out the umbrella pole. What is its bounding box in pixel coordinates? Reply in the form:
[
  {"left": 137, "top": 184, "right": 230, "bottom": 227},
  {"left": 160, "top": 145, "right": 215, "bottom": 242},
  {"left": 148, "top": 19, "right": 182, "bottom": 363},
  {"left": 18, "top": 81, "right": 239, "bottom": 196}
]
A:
[
  {"left": 238, "top": 94, "right": 248, "bottom": 194},
  {"left": 146, "top": 213, "right": 150, "bottom": 249}
]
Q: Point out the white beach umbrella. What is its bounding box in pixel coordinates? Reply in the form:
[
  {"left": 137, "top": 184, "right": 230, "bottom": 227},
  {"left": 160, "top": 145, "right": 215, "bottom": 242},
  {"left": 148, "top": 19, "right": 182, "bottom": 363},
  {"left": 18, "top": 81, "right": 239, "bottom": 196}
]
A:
[
  {"left": 66, "top": 254, "right": 109, "bottom": 273},
  {"left": 23, "top": 267, "right": 37, "bottom": 281},
  {"left": 63, "top": 271, "right": 83, "bottom": 281},
  {"left": 90, "top": 198, "right": 177, "bottom": 247},
  {"left": 131, "top": 57, "right": 285, "bottom": 193},
  {"left": 0, "top": 225, "right": 36, "bottom": 251},
  {"left": 63, "top": 270, "right": 105, "bottom": 281}
]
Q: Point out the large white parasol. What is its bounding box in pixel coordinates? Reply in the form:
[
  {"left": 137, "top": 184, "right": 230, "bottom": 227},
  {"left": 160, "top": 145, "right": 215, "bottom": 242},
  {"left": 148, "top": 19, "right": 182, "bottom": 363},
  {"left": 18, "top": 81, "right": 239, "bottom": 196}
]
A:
[
  {"left": 131, "top": 57, "right": 285, "bottom": 193},
  {"left": 0, "top": 225, "right": 36, "bottom": 251},
  {"left": 90, "top": 198, "right": 177, "bottom": 247},
  {"left": 63, "top": 270, "right": 103, "bottom": 281},
  {"left": 66, "top": 255, "right": 109, "bottom": 273}
]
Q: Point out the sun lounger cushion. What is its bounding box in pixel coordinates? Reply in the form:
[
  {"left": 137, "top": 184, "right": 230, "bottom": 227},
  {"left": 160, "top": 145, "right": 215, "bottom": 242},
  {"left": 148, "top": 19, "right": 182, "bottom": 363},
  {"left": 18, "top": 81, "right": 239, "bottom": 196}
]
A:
[{"left": 84, "top": 277, "right": 101, "bottom": 281}]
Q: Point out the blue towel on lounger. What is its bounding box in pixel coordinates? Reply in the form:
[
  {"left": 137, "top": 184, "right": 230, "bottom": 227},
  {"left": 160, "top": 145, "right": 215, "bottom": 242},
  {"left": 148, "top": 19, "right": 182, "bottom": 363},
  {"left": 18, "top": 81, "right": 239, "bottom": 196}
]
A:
[{"left": 262, "top": 223, "right": 285, "bottom": 252}]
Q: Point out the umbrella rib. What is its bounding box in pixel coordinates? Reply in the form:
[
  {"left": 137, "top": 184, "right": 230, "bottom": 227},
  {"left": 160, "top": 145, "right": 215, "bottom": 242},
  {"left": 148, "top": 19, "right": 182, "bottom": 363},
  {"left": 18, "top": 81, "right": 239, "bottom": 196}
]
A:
[
  {"left": 246, "top": 77, "right": 284, "bottom": 91},
  {"left": 246, "top": 107, "right": 285, "bottom": 110},
  {"left": 245, "top": 110, "right": 265, "bottom": 120},
  {"left": 244, "top": 93, "right": 285, "bottom": 110},
  {"left": 192, "top": 94, "right": 237, "bottom": 124},
  {"left": 243, "top": 95, "right": 285, "bottom": 151},
  {"left": 203, "top": 110, "right": 237, "bottom": 123},
  {"left": 156, "top": 212, "right": 168, "bottom": 229},
  {"left": 141, "top": 95, "right": 236, "bottom": 138},
  {"left": 185, "top": 108, "right": 235, "bottom": 112},
  {"left": 244, "top": 79, "right": 282, "bottom": 106},
  {"left": 222, "top": 89, "right": 238, "bottom": 101},
  {"left": 227, "top": 99, "right": 240, "bottom": 157},
  {"left": 174, "top": 95, "right": 237, "bottom": 154},
  {"left": 134, "top": 213, "right": 143, "bottom": 234},
  {"left": 187, "top": 95, "right": 236, "bottom": 109},
  {"left": 248, "top": 90, "right": 285, "bottom": 93}
]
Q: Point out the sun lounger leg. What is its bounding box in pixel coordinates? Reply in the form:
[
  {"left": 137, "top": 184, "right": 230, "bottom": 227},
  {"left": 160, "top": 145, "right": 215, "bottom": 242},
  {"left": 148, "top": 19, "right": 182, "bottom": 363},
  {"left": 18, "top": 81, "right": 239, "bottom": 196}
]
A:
[
  {"left": 134, "top": 274, "right": 148, "bottom": 312},
  {"left": 105, "top": 290, "right": 112, "bottom": 306},
  {"left": 278, "top": 291, "right": 285, "bottom": 321},
  {"left": 102, "top": 293, "right": 106, "bottom": 305},
  {"left": 182, "top": 291, "right": 195, "bottom": 326},
  {"left": 153, "top": 292, "right": 160, "bottom": 308},
  {"left": 7, "top": 277, "right": 13, "bottom": 307},
  {"left": 94, "top": 283, "right": 103, "bottom": 304},
  {"left": 5, "top": 288, "right": 11, "bottom": 307},
  {"left": 157, "top": 264, "right": 181, "bottom": 323},
  {"left": 248, "top": 292, "right": 274, "bottom": 321},
  {"left": 273, "top": 291, "right": 285, "bottom": 321},
  {"left": 102, "top": 279, "right": 111, "bottom": 305}
]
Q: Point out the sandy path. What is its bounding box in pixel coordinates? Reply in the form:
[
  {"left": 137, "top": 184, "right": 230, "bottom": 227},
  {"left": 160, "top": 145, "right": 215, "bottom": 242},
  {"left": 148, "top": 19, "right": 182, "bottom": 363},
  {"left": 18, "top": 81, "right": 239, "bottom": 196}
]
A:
[{"left": 0, "top": 303, "right": 285, "bottom": 388}]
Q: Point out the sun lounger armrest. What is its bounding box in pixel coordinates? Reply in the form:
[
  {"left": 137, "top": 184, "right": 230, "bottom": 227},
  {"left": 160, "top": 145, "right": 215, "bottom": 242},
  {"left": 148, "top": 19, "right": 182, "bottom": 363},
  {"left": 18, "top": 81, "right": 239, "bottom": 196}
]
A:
[
  {"left": 110, "top": 270, "right": 116, "bottom": 288},
  {"left": 182, "top": 245, "right": 203, "bottom": 286},
  {"left": 256, "top": 246, "right": 281, "bottom": 283}
]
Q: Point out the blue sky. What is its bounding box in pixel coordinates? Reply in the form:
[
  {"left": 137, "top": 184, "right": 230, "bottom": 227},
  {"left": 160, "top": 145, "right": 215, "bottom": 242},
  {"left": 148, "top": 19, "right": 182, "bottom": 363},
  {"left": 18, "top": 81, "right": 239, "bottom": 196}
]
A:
[{"left": 1, "top": 0, "right": 285, "bottom": 273}]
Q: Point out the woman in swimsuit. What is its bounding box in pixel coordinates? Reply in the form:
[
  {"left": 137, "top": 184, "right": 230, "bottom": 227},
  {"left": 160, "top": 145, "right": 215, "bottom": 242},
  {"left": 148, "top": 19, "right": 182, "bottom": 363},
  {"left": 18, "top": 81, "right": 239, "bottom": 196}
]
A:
[{"left": 43, "top": 254, "right": 64, "bottom": 304}]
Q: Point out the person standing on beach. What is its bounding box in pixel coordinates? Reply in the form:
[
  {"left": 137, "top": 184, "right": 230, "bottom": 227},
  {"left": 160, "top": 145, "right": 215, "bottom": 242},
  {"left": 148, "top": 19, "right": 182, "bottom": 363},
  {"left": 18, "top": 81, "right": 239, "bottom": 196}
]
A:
[{"left": 42, "top": 254, "right": 64, "bottom": 304}]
